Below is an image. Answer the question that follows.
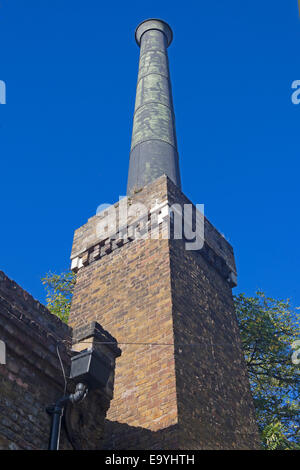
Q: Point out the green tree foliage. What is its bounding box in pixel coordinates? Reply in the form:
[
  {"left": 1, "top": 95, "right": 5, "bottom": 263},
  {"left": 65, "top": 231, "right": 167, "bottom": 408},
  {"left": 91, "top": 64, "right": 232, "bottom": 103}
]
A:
[
  {"left": 42, "top": 271, "right": 300, "bottom": 449},
  {"left": 234, "top": 292, "right": 300, "bottom": 449},
  {"left": 41, "top": 271, "right": 76, "bottom": 323}
]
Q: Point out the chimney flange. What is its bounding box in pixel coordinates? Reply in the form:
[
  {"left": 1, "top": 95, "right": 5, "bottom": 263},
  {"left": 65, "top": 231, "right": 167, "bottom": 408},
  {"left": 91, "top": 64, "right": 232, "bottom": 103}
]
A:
[{"left": 135, "top": 18, "right": 173, "bottom": 47}]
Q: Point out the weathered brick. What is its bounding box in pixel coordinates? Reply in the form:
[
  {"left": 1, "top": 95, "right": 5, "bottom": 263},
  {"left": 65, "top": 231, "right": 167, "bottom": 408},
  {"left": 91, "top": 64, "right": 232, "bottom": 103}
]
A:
[
  {"left": 69, "top": 175, "right": 260, "bottom": 450},
  {"left": 0, "top": 271, "right": 118, "bottom": 450}
]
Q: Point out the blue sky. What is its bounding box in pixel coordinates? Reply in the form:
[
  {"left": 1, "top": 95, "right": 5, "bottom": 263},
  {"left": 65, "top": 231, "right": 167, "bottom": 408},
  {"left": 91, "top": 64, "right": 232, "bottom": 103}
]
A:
[{"left": 0, "top": 1, "right": 300, "bottom": 308}]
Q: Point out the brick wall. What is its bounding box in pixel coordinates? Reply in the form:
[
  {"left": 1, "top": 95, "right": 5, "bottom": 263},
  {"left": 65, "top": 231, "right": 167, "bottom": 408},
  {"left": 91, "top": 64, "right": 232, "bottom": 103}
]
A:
[
  {"left": 168, "top": 178, "right": 259, "bottom": 449},
  {"left": 170, "top": 239, "right": 258, "bottom": 449},
  {"left": 70, "top": 238, "right": 179, "bottom": 449},
  {"left": 69, "top": 175, "right": 260, "bottom": 449},
  {"left": 0, "top": 271, "right": 116, "bottom": 450}
]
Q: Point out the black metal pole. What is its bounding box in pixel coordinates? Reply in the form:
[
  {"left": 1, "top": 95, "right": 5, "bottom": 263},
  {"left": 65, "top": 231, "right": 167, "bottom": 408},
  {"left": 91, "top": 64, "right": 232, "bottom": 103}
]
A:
[
  {"left": 47, "top": 384, "right": 88, "bottom": 450},
  {"left": 48, "top": 404, "right": 64, "bottom": 450}
]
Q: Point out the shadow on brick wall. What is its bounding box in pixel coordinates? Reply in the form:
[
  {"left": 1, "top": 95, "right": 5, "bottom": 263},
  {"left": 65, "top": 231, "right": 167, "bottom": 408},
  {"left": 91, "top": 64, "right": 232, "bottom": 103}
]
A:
[{"left": 103, "top": 419, "right": 180, "bottom": 450}]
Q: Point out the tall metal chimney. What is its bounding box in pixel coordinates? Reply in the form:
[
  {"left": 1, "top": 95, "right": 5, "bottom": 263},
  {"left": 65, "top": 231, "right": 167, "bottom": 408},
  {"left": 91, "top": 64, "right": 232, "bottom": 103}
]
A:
[{"left": 127, "top": 19, "right": 181, "bottom": 195}]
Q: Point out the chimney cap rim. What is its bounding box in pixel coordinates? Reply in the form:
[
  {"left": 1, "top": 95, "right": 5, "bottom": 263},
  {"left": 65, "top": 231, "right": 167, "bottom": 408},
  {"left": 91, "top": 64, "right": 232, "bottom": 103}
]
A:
[{"left": 135, "top": 18, "right": 173, "bottom": 47}]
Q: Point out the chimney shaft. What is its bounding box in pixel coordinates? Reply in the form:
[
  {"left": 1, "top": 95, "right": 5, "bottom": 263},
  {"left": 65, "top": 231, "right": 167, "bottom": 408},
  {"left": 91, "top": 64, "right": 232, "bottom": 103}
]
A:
[{"left": 127, "top": 19, "right": 181, "bottom": 195}]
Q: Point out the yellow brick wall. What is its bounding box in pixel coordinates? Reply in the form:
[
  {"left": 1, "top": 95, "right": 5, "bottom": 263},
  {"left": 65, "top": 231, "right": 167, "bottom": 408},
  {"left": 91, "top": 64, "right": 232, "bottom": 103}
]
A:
[{"left": 69, "top": 237, "right": 179, "bottom": 448}]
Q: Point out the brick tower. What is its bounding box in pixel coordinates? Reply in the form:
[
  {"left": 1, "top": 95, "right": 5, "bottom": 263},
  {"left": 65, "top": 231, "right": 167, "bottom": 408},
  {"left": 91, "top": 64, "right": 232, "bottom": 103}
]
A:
[{"left": 68, "top": 19, "right": 259, "bottom": 450}]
